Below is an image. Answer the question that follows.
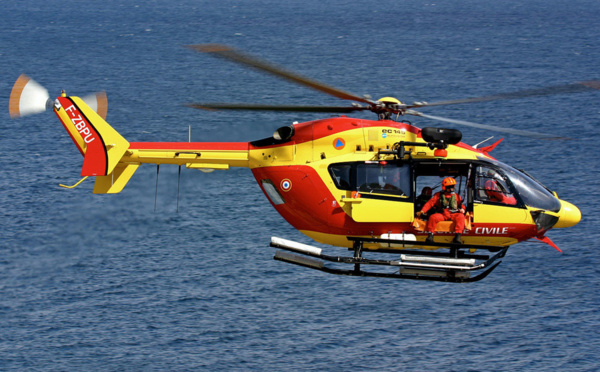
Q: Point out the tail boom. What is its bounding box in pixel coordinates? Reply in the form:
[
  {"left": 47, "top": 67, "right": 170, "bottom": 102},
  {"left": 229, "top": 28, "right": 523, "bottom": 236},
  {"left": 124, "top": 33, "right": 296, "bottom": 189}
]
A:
[
  {"left": 126, "top": 142, "right": 250, "bottom": 169},
  {"left": 92, "top": 142, "right": 250, "bottom": 193}
]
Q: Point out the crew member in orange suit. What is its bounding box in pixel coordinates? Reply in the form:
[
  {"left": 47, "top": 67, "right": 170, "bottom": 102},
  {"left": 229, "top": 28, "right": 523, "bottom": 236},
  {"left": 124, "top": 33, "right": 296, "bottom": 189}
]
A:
[
  {"left": 484, "top": 179, "right": 517, "bottom": 205},
  {"left": 417, "top": 177, "right": 465, "bottom": 244}
]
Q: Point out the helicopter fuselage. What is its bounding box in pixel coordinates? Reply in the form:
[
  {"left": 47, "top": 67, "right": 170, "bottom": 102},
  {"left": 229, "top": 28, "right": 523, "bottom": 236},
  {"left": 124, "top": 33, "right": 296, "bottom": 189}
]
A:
[
  {"left": 240, "top": 116, "right": 579, "bottom": 249},
  {"left": 49, "top": 95, "right": 580, "bottom": 251}
]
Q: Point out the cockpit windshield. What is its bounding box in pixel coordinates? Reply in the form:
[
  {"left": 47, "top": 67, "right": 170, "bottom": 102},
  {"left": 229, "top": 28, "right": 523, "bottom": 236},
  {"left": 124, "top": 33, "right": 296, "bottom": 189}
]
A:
[{"left": 480, "top": 157, "right": 561, "bottom": 212}]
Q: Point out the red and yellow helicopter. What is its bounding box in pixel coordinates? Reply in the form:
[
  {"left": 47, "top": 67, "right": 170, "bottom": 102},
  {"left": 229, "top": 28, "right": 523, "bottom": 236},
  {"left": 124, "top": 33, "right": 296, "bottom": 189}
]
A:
[{"left": 10, "top": 45, "right": 597, "bottom": 282}]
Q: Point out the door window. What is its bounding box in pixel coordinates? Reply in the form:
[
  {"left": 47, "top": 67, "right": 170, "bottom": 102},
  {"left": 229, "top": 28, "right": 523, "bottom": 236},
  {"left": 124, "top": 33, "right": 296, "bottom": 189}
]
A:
[{"left": 329, "top": 162, "right": 411, "bottom": 197}]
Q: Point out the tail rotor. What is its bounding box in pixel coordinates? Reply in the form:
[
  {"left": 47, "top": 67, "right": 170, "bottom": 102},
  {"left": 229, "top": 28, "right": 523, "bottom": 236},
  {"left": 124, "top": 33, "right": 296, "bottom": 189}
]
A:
[
  {"left": 9, "top": 74, "right": 51, "bottom": 118},
  {"left": 9, "top": 74, "right": 108, "bottom": 120}
]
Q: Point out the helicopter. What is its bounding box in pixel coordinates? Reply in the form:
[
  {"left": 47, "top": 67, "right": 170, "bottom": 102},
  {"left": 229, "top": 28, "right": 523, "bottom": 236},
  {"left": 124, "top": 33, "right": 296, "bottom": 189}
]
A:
[{"left": 9, "top": 44, "right": 597, "bottom": 282}]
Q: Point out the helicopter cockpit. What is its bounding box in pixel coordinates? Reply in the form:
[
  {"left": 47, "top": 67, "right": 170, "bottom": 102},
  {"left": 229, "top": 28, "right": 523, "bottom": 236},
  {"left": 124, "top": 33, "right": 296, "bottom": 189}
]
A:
[{"left": 479, "top": 158, "right": 561, "bottom": 212}]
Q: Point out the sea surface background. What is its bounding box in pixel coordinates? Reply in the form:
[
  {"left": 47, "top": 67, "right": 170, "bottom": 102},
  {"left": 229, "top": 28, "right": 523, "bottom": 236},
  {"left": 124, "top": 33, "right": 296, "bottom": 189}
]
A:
[{"left": 1, "top": 0, "right": 599, "bottom": 370}]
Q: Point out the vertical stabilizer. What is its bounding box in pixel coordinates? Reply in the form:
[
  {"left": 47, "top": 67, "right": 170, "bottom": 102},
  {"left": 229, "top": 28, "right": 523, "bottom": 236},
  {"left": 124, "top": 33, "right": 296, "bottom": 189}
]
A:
[{"left": 54, "top": 95, "right": 129, "bottom": 177}]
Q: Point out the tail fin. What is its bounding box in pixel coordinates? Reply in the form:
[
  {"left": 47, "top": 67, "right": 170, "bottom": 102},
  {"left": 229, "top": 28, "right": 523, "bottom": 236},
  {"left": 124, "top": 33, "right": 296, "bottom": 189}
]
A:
[{"left": 53, "top": 94, "right": 136, "bottom": 193}]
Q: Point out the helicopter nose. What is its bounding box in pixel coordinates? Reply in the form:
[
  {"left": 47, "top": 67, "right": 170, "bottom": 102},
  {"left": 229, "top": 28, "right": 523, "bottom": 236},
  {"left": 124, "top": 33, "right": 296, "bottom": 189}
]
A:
[{"left": 554, "top": 200, "right": 582, "bottom": 228}]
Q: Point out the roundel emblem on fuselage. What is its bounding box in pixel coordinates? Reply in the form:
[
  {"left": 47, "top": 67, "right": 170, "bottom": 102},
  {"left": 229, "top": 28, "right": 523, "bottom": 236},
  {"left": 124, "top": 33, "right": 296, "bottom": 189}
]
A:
[
  {"left": 280, "top": 179, "right": 292, "bottom": 192},
  {"left": 333, "top": 138, "right": 345, "bottom": 150}
]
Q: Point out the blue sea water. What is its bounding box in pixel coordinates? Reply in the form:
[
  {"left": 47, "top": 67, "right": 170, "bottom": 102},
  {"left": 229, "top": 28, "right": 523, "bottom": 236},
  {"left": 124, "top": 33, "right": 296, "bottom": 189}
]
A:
[{"left": 1, "top": 0, "right": 599, "bottom": 370}]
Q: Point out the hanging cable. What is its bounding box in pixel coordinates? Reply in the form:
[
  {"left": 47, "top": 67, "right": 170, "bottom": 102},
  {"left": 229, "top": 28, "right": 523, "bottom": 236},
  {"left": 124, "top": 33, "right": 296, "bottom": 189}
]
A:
[
  {"left": 177, "top": 165, "right": 181, "bottom": 213},
  {"left": 154, "top": 164, "right": 160, "bottom": 212}
]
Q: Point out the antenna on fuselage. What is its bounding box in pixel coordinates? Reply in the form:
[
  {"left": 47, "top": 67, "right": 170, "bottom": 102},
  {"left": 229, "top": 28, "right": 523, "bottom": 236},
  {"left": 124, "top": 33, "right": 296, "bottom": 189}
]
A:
[{"left": 473, "top": 136, "right": 494, "bottom": 149}]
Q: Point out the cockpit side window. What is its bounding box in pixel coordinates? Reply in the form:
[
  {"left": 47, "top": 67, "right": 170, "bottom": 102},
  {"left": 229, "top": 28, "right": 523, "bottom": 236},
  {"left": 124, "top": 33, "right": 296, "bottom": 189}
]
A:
[
  {"left": 356, "top": 163, "right": 410, "bottom": 196},
  {"left": 330, "top": 164, "right": 352, "bottom": 190},
  {"left": 329, "top": 162, "right": 411, "bottom": 197},
  {"left": 475, "top": 166, "right": 518, "bottom": 206}
]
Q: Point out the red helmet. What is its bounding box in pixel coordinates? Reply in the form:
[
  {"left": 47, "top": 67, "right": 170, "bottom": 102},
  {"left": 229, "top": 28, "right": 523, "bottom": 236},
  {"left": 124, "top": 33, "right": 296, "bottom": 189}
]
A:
[{"left": 442, "top": 177, "right": 457, "bottom": 188}]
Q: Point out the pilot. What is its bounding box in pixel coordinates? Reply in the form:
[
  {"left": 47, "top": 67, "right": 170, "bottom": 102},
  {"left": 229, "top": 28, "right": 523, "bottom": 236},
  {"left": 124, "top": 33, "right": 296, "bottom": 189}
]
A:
[
  {"left": 484, "top": 179, "right": 517, "bottom": 205},
  {"left": 417, "top": 177, "right": 465, "bottom": 244}
]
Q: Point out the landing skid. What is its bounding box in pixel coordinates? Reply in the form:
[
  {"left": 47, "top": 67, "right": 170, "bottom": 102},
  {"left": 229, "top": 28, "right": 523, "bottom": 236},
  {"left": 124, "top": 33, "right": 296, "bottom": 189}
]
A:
[{"left": 270, "top": 236, "right": 508, "bottom": 283}]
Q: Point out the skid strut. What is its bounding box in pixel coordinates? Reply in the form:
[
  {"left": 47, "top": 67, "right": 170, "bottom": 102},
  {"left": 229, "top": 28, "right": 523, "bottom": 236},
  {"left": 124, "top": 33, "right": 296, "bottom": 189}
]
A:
[
  {"left": 270, "top": 236, "right": 508, "bottom": 283},
  {"left": 353, "top": 240, "right": 363, "bottom": 274}
]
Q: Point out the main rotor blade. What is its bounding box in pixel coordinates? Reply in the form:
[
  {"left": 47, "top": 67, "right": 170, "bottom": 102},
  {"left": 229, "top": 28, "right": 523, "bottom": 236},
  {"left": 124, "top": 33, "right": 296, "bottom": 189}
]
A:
[
  {"left": 186, "top": 102, "right": 368, "bottom": 113},
  {"left": 408, "top": 80, "right": 600, "bottom": 108},
  {"left": 405, "top": 110, "right": 568, "bottom": 140},
  {"left": 186, "top": 44, "right": 374, "bottom": 105}
]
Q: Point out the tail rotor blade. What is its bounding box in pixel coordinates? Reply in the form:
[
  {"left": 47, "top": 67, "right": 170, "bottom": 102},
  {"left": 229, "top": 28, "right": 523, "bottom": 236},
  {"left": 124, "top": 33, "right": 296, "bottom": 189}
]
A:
[
  {"left": 82, "top": 91, "right": 108, "bottom": 120},
  {"left": 9, "top": 74, "right": 51, "bottom": 118}
]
